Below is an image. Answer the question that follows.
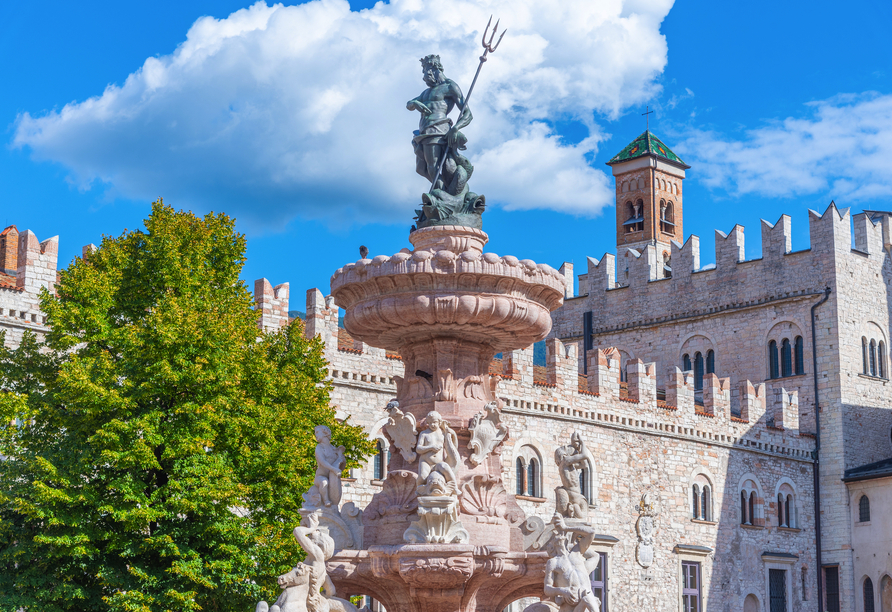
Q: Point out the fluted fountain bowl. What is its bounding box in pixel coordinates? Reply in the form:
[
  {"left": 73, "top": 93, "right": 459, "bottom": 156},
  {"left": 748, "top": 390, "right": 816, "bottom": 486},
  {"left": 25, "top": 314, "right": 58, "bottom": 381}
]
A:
[{"left": 330, "top": 226, "right": 565, "bottom": 353}]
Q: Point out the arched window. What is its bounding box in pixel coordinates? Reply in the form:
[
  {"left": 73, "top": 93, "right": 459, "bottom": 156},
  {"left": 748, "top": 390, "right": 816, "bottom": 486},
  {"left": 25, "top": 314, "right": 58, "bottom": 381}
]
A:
[
  {"left": 579, "top": 466, "right": 590, "bottom": 503},
  {"left": 778, "top": 493, "right": 785, "bottom": 527},
  {"left": 785, "top": 495, "right": 793, "bottom": 528},
  {"left": 879, "top": 341, "right": 886, "bottom": 378},
  {"left": 692, "top": 484, "right": 700, "bottom": 520},
  {"left": 683, "top": 353, "right": 692, "bottom": 372},
  {"left": 701, "top": 485, "right": 711, "bottom": 521},
  {"left": 859, "top": 495, "right": 871, "bottom": 522},
  {"left": 864, "top": 577, "right": 875, "bottom": 612},
  {"left": 863, "top": 337, "right": 869, "bottom": 374},
  {"left": 781, "top": 338, "right": 792, "bottom": 377},
  {"left": 740, "top": 490, "right": 748, "bottom": 525},
  {"left": 528, "top": 458, "right": 539, "bottom": 498},
  {"left": 694, "top": 352, "right": 704, "bottom": 391},
  {"left": 748, "top": 491, "right": 756, "bottom": 525},
  {"left": 706, "top": 350, "right": 715, "bottom": 375},
  {"left": 794, "top": 336, "right": 804, "bottom": 375},
  {"left": 515, "top": 458, "right": 525, "bottom": 495},
  {"left": 769, "top": 340, "right": 779, "bottom": 379},
  {"left": 870, "top": 340, "right": 878, "bottom": 376},
  {"left": 374, "top": 440, "right": 387, "bottom": 480},
  {"left": 661, "top": 200, "right": 675, "bottom": 234}
]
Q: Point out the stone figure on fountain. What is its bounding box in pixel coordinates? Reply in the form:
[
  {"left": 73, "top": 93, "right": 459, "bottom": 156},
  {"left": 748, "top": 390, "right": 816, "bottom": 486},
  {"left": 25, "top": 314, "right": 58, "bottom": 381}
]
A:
[
  {"left": 301, "top": 426, "right": 363, "bottom": 551},
  {"left": 403, "top": 410, "right": 469, "bottom": 543},
  {"left": 554, "top": 433, "right": 595, "bottom": 519},
  {"left": 467, "top": 401, "right": 508, "bottom": 466},
  {"left": 255, "top": 511, "right": 367, "bottom": 612},
  {"left": 524, "top": 515, "right": 602, "bottom": 612},
  {"left": 383, "top": 399, "right": 418, "bottom": 463}
]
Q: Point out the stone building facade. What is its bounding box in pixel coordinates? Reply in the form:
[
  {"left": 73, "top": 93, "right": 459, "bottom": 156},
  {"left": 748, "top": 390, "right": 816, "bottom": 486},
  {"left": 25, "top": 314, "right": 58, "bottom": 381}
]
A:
[
  {"left": 264, "top": 132, "right": 891, "bottom": 612},
  {"left": 5, "top": 131, "right": 891, "bottom": 612}
]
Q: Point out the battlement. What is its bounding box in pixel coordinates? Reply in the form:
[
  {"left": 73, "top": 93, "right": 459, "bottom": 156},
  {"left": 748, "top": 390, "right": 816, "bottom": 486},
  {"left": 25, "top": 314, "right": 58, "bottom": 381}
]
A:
[
  {"left": 254, "top": 278, "right": 290, "bottom": 332},
  {"left": 555, "top": 203, "right": 880, "bottom": 340},
  {"left": 301, "top": 288, "right": 815, "bottom": 462},
  {"left": 0, "top": 228, "right": 60, "bottom": 348}
]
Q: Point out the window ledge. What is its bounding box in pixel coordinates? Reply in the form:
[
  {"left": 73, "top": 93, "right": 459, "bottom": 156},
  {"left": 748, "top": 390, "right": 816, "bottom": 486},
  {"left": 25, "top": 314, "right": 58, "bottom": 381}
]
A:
[
  {"left": 857, "top": 374, "right": 888, "bottom": 382},
  {"left": 516, "top": 494, "right": 547, "bottom": 503},
  {"left": 856, "top": 521, "right": 871, "bottom": 526},
  {"left": 777, "top": 526, "right": 801, "bottom": 533},
  {"left": 765, "top": 373, "right": 807, "bottom": 383},
  {"left": 691, "top": 519, "right": 717, "bottom": 525},
  {"left": 342, "top": 477, "right": 357, "bottom": 483},
  {"left": 741, "top": 523, "right": 764, "bottom": 530},
  {"left": 371, "top": 479, "right": 384, "bottom": 487}
]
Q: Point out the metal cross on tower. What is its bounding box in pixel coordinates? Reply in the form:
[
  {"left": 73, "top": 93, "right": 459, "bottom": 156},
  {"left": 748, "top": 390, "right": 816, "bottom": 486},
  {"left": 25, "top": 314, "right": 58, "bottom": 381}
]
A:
[{"left": 642, "top": 106, "right": 654, "bottom": 130}]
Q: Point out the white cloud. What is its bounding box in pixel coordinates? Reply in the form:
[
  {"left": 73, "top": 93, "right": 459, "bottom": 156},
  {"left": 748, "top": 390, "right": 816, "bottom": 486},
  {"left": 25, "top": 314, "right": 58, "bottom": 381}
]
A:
[
  {"left": 677, "top": 93, "right": 892, "bottom": 203},
  {"left": 13, "top": 0, "right": 673, "bottom": 228}
]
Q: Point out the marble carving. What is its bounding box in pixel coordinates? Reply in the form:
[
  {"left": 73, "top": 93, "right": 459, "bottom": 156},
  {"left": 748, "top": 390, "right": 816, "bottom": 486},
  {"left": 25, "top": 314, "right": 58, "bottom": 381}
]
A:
[
  {"left": 467, "top": 401, "right": 508, "bottom": 466},
  {"left": 404, "top": 411, "right": 469, "bottom": 543},
  {"left": 554, "top": 433, "right": 595, "bottom": 519},
  {"left": 635, "top": 493, "right": 659, "bottom": 569},
  {"left": 524, "top": 515, "right": 602, "bottom": 612},
  {"left": 301, "top": 426, "right": 363, "bottom": 551},
  {"left": 255, "top": 511, "right": 367, "bottom": 612},
  {"left": 383, "top": 399, "right": 418, "bottom": 463}
]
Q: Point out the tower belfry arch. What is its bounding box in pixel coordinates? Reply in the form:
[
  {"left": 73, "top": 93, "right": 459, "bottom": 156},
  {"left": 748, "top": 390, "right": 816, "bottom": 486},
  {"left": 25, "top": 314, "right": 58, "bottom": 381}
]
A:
[{"left": 607, "top": 131, "right": 690, "bottom": 260}]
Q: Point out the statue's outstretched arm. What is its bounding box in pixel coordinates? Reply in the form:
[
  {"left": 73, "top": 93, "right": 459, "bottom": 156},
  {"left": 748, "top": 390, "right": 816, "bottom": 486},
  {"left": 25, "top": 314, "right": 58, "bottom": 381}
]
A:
[
  {"left": 407, "top": 97, "right": 432, "bottom": 115},
  {"left": 294, "top": 526, "right": 325, "bottom": 563}
]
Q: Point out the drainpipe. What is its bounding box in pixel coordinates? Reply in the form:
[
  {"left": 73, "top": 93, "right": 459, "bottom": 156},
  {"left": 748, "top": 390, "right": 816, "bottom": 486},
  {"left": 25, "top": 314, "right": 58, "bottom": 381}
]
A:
[{"left": 811, "top": 286, "right": 831, "bottom": 611}]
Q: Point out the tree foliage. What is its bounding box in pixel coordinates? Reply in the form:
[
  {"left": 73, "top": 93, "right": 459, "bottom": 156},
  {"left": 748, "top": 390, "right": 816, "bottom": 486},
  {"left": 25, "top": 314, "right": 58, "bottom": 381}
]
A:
[{"left": 0, "top": 202, "right": 373, "bottom": 612}]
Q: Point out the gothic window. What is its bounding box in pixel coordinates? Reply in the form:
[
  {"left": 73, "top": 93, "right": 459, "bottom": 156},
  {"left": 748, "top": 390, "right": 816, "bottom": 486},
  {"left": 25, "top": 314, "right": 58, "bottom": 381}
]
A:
[
  {"left": 706, "top": 350, "right": 715, "bottom": 375},
  {"left": 701, "top": 485, "right": 711, "bottom": 521},
  {"left": 794, "top": 336, "right": 804, "bottom": 375},
  {"left": 527, "top": 458, "right": 539, "bottom": 497},
  {"left": 683, "top": 353, "right": 692, "bottom": 373},
  {"left": 785, "top": 495, "right": 792, "bottom": 527},
  {"left": 694, "top": 352, "right": 704, "bottom": 390},
  {"left": 682, "top": 561, "right": 701, "bottom": 612},
  {"left": 859, "top": 494, "right": 870, "bottom": 522},
  {"left": 863, "top": 337, "right": 869, "bottom": 374},
  {"left": 515, "top": 458, "right": 525, "bottom": 495},
  {"left": 864, "top": 577, "right": 875, "bottom": 612},
  {"left": 374, "top": 440, "right": 387, "bottom": 480},
  {"left": 740, "top": 491, "right": 748, "bottom": 525},
  {"left": 781, "top": 338, "right": 792, "bottom": 377},
  {"left": 739, "top": 476, "right": 763, "bottom": 526},
  {"left": 660, "top": 200, "right": 675, "bottom": 234},
  {"left": 870, "top": 340, "right": 878, "bottom": 376},
  {"left": 625, "top": 199, "right": 644, "bottom": 233},
  {"left": 749, "top": 491, "right": 756, "bottom": 525},
  {"left": 777, "top": 493, "right": 785, "bottom": 527},
  {"left": 692, "top": 484, "right": 700, "bottom": 520},
  {"left": 589, "top": 552, "right": 608, "bottom": 612},
  {"left": 879, "top": 341, "right": 886, "bottom": 378},
  {"left": 769, "top": 340, "right": 779, "bottom": 379}
]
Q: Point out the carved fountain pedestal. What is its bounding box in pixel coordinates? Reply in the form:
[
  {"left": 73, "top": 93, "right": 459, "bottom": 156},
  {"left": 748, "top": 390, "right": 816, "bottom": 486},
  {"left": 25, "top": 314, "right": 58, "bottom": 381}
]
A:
[{"left": 327, "top": 225, "right": 565, "bottom": 612}]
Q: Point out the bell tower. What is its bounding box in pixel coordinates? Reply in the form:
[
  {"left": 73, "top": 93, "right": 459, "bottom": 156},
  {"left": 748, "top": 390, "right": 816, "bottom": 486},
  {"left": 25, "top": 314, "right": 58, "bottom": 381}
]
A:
[{"left": 606, "top": 131, "right": 690, "bottom": 265}]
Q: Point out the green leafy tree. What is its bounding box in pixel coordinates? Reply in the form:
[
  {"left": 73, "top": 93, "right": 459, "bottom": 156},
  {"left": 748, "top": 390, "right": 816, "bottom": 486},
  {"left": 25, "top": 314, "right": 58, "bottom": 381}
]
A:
[{"left": 0, "top": 202, "right": 373, "bottom": 612}]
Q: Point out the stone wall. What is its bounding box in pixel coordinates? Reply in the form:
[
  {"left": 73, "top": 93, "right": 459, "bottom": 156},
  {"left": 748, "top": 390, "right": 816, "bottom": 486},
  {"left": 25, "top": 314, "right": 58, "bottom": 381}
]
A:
[{"left": 0, "top": 228, "right": 58, "bottom": 348}]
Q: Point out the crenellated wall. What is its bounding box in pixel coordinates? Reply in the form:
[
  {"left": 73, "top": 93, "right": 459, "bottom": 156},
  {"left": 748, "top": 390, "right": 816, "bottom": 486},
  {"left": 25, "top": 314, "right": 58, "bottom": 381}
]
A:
[{"left": 0, "top": 227, "right": 59, "bottom": 348}]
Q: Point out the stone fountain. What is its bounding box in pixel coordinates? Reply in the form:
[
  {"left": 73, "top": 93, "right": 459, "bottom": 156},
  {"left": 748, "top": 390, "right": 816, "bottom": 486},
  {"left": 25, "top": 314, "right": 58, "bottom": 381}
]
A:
[
  {"left": 255, "top": 45, "right": 605, "bottom": 612},
  {"left": 325, "top": 223, "right": 564, "bottom": 612}
]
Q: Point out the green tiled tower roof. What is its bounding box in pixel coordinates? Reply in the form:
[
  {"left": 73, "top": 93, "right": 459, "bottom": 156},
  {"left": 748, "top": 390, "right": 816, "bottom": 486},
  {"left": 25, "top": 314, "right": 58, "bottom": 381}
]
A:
[{"left": 606, "top": 130, "right": 689, "bottom": 168}]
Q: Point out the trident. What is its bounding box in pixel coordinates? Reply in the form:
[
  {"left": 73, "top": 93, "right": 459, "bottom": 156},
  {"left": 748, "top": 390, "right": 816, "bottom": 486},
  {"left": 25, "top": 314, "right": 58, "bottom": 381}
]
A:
[{"left": 429, "top": 16, "right": 506, "bottom": 193}]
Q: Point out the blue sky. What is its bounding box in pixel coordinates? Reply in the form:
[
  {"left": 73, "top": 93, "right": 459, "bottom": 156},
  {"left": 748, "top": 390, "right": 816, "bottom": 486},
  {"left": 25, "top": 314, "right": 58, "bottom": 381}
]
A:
[{"left": 3, "top": 0, "right": 891, "bottom": 307}]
